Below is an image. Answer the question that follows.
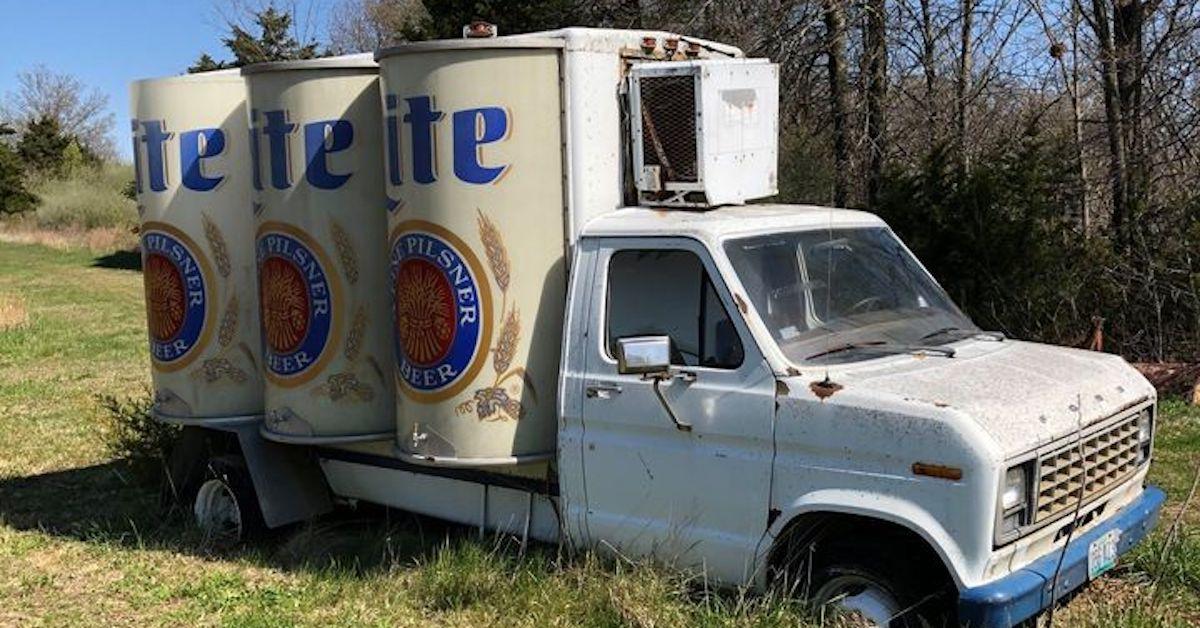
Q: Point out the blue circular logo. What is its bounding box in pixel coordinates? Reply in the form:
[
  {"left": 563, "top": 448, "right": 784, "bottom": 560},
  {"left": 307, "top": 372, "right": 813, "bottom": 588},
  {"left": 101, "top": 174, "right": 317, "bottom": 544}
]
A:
[
  {"left": 142, "top": 226, "right": 212, "bottom": 371},
  {"left": 390, "top": 224, "right": 491, "bottom": 401},
  {"left": 257, "top": 227, "right": 339, "bottom": 385}
]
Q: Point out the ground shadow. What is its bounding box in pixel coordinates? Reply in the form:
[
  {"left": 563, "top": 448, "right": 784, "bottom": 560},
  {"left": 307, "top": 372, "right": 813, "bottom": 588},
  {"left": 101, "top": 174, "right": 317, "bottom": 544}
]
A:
[
  {"left": 92, "top": 249, "right": 142, "bottom": 271},
  {"left": 0, "top": 460, "right": 509, "bottom": 576}
]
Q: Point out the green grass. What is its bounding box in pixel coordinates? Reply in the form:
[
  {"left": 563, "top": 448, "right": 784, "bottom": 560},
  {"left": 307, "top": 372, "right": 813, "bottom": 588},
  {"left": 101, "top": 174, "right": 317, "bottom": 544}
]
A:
[
  {"left": 0, "top": 236, "right": 1199, "bottom": 626},
  {"left": 24, "top": 162, "right": 137, "bottom": 230}
]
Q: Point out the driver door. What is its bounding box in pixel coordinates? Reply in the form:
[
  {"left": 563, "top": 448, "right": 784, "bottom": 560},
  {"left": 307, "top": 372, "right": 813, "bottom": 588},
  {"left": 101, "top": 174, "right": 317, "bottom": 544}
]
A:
[{"left": 579, "top": 237, "right": 777, "bottom": 583}]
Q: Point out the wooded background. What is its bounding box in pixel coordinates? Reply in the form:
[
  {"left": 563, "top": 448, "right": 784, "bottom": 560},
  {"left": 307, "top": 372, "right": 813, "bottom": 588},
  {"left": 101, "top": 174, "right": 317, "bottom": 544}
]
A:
[
  {"left": 5, "top": 0, "right": 1200, "bottom": 364},
  {"left": 388, "top": 0, "right": 1200, "bottom": 364}
]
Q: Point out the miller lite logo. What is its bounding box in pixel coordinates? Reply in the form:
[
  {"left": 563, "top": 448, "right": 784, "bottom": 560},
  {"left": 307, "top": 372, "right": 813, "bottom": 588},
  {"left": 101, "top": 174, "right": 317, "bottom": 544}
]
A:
[
  {"left": 141, "top": 223, "right": 214, "bottom": 370},
  {"left": 390, "top": 221, "right": 492, "bottom": 402},
  {"left": 256, "top": 223, "right": 341, "bottom": 385}
]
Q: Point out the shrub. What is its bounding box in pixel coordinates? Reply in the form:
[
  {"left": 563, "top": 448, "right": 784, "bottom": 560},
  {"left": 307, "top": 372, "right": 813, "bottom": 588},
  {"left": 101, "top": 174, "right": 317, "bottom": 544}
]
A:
[
  {"left": 27, "top": 161, "right": 138, "bottom": 230},
  {"left": 96, "top": 391, "right": 180, "bottom": 480}
]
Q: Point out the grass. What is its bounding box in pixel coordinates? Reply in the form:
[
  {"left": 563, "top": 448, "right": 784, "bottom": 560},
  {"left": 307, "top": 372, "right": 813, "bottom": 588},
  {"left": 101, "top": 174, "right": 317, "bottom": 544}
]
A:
[{"left": 1, "top": 236, "right": 1199, "bottom": 626}]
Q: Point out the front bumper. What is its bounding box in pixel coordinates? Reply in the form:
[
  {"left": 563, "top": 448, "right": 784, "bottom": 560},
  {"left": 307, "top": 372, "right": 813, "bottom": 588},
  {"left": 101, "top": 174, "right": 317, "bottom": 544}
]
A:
[{"left": 957, "top": 485, "right": 1165, "bottom": 628}]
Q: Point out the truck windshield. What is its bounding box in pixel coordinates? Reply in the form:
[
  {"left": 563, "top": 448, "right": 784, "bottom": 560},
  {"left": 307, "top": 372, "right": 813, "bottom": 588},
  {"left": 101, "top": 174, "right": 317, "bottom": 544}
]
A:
[{"left": 723, "top": 227, "right": 978, "bottom": 364}]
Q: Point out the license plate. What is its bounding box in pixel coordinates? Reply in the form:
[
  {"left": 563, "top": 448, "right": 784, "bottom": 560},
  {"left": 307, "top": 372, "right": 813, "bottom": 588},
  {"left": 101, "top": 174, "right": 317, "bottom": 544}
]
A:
[{"left": 1088, "top": 529, "right": 1121, "bottom": 579}]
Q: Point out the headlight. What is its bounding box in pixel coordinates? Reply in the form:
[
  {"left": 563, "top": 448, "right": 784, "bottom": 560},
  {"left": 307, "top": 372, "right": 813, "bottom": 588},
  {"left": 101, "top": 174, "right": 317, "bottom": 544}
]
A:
[
  {"left": 1001, "top": 466, "right": 1027, "bottom": 510},
  {"left": 1137, "top": 408, "right": 1153, "bottom": 463},
  {"left": 997, "top": 462, "right": 1034, "bottom": 543}
]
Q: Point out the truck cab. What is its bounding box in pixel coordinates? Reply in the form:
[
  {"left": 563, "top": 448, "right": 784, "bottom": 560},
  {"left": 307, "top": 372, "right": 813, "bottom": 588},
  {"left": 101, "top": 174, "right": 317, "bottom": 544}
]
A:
[{"left": 559, "top": 204, "right": 1163, "bottom": 626}]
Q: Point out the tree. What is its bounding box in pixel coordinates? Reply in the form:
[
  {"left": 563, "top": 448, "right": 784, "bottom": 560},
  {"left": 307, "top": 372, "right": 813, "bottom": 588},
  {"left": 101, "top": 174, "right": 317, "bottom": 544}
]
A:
[
  {"left": 823, "top": 0, "right": 852, "bottom": 207},
  {"left": 189, "top": 5, "right": 319, "bottom": 72},
  {"left": 864, "top": 0, "right": 888, "bottom": 208},
  {"left": 17, "top": 116, "right": 71, "bottom": 175},
  {"left": 0, "top": 124, "right": 38, "bottom": 215},
  {"left": 416, "top": 0, "right": 580, "bottom": 39},
  {"left": 1, "top": 65, "right": 115, "bottom": 160},
  {"left": 328, "top": 0, "right": 427, "bottom": 53},
  {"left": 188, "top": 53, "right": 232, "bottom": 73}
]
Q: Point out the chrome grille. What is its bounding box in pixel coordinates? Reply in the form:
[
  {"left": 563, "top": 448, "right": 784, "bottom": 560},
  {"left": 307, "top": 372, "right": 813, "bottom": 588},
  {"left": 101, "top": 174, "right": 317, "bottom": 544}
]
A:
[{"left": 1035, "top": 415, "right": 1141, "bottom": 522}]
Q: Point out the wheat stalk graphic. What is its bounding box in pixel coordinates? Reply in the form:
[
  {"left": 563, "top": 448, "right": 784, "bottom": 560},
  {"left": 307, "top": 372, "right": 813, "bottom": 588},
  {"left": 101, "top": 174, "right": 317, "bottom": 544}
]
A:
[
  {"left": 454, "top": 209, "right": 532, "bottom": 422},
  {"left": 330, "top": 220, "right": 359, "bottom": 285},
  {"left": 202, "top": 214, "right": 231, "bottom": 278},
  {"left": 217, "top": 295, "right": 238, "bottom": 348}
]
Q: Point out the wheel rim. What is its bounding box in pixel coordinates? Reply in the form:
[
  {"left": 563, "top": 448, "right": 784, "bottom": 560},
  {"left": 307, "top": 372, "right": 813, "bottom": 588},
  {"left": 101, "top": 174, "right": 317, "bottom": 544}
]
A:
[
  {"left": 815, "top": 574, "right": 903, "bottom": 627},
  {"left": 193, "top": 478, "right": 243, "bottom": 544}
]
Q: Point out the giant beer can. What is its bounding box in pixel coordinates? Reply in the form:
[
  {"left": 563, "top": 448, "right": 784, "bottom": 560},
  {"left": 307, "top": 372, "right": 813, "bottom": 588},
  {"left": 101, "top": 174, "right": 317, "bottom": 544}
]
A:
[
  {"left": 243, "top": 56, "right": 395, "bottom": 443},
  {"left": 377, "top": 43, "right": 565, "bottom": 464},
  {"left": 130, "top": 70, "right": 263, "bottom": 420}
]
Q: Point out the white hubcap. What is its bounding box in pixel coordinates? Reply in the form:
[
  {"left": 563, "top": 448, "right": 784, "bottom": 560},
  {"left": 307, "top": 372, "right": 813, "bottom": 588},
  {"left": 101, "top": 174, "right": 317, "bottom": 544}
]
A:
[
  {"left": 194, "top": 478, "right": 243, "bottom": 544},
  {"left": 816, "top": 574, "right": 903, "bottom": 627}
]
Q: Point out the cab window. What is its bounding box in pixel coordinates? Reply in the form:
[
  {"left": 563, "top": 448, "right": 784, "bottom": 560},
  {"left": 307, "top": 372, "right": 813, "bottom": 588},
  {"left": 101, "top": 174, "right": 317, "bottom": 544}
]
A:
[{"left": 606, "top": 249, "right": 744, "bottom": 369}]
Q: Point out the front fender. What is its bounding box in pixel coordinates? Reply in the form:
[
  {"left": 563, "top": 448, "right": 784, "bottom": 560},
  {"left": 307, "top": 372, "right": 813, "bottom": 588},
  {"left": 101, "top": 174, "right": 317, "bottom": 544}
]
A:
[{"left": 755, "top": 489, "right": 973, "bottom": 589}]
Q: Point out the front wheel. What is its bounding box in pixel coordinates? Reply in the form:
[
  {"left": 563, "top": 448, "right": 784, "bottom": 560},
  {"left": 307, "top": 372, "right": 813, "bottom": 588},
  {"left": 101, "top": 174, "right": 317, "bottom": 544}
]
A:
[
  {"left": 193, "top": 454, "right": 263, "bottom": 547},
  {"left": 808, "top": 547, "right": 952, "bottom": 627}
]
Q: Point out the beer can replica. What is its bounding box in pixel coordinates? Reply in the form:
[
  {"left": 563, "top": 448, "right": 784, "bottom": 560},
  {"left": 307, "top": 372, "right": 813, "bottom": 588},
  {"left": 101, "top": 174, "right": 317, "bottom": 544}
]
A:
[
  {"left": 243, "top": 56, "right": 395, "bottom": 443},
  {"left": 130, "top": 70, "right": 263, "bottom": 421},
  {"left": 377, "top": 44, "right": 566, "bottom": 464}
]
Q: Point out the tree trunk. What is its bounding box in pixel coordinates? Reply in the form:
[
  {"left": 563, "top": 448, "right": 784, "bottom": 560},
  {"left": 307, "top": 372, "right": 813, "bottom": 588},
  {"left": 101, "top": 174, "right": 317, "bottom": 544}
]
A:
[
  {"left": 1090, "top": 0, "right": 1130, "bottom": 248},
  {"left": 865, "top": 0, "right": 887, "bottom": 208},
  {"left": 824, "top": 0, "right": 852, "bottom": 207},
  {"left": 956, "top": 0, "right": 974, "bottom": 176},
  {"left": 1071, "top": 0, "right": 1090, "bottom": 233},
  {"left": 920, "top": 0, "right": 937, "bottom": 152},
  {"left": 1113, "top": 0, "right": 1145, "bottom": 221}
]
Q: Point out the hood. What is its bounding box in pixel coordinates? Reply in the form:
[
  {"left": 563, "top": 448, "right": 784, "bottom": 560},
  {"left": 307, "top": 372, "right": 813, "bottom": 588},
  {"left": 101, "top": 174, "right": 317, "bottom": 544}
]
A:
[{"left": 835, "top": 339, "right": 1155, "bottom": 458}]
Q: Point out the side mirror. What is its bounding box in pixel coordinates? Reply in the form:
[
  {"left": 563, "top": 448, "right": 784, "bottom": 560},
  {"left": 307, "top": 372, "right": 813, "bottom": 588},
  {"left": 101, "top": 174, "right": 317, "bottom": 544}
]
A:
[{"left": 616, "top": 335, "right": 672, "bottom": 376}]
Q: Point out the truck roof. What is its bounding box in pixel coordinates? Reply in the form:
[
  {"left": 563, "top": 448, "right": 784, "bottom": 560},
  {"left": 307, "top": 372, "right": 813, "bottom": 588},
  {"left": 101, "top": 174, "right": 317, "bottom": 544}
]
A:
[
  {"left": 579, "top": 205, "right": 887, "bottom": 243},
  {"left": 377, "top": 27, "right": 744, "bottom": 60}
]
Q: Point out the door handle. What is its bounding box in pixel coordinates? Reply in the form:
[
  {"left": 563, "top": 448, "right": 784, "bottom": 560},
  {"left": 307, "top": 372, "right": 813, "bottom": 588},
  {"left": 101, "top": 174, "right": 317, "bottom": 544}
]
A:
[{"left": 585, "top": 384, "right": 623, "bottom": 399}]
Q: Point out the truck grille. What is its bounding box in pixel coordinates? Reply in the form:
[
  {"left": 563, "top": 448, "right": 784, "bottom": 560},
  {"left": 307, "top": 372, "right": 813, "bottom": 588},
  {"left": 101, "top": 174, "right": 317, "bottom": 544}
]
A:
[{"left": 1035, "top": 415, "right": 1141, "bottom": 522}]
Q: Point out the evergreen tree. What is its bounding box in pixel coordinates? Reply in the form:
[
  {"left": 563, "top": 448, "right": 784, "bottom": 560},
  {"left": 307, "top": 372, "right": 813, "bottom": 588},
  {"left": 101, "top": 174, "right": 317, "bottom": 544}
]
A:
[
  {"left": 417, "top": 0, "right": 580, "bottom": 39},
  {"left": 188, "top": 53, "right": 231, "bottom": 74},
  {"left": 188, "top": 5, "right": 319, "bottom": 73},
  {"left": 17, "top": 115, "right": 71, "bottom": 174},
  {"left": 0, "top": 124, "right": 38, "bottom": 215}
]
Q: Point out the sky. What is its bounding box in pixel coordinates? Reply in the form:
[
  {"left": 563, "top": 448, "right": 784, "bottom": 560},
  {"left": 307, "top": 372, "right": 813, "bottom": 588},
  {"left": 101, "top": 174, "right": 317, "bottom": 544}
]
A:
[{"left": 0, "top": 1, "right": 331, "bottom": 161}]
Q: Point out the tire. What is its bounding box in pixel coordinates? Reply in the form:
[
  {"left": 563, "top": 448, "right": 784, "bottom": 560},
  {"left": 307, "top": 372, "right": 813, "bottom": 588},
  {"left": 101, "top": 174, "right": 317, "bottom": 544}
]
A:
[
  {"left": 192, "top": 454, "right": 265, "bottom": 547},
  {"left": 807, "top": 543, "right": 952, "bottom": 628}
]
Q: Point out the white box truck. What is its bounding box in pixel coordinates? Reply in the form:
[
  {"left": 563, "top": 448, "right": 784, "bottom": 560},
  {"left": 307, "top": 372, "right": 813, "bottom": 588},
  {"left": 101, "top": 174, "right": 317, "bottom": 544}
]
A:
[{"left": 133, "top": 28, "right": 1164, "bottom": 628}]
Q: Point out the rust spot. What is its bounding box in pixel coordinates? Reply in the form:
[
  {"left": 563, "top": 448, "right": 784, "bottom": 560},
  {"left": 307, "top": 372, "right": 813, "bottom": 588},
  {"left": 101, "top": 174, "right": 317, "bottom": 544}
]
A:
[
  {"left": 912, "top": 462, "right": 963, "bottom": 481},
  {"left": 775, "top": 380, "right": 790, "bottom": 396},
  {"left": 733, "top": 293, "right": 749, "bottom": 314},
  {"left": 810, "top": 379, "right": 843, "bottom": 400}
]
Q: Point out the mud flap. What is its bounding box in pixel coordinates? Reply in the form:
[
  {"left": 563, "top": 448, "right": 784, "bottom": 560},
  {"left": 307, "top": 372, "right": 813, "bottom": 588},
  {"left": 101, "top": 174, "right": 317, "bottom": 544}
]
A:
[
  {"left": 168, "top": 423, "right": 333, "bottom": 529},
  {"left": 231, "top": 422, "right": 333, "bottom": 528}
]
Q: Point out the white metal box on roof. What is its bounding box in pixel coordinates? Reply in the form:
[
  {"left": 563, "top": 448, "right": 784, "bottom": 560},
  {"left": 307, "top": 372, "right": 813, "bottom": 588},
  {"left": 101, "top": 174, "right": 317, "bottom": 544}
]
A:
[
  {"left": 129, "top": 69, "right": 263, "bottom": 421},
  {"left": 375, "top": 28, "right": 767, "bottom": 466},
  {"left": 630, "top": 60, "right": 779, "bottom": 206},
  {"left": 243, "top": 54, "right": 396, "bottom": 444}
]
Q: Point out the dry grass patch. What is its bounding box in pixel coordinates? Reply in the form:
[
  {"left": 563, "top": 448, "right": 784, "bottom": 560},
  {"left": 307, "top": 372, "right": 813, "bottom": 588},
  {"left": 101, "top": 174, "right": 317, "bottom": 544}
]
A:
[
  {"left": 0, "top": 292, "right": 29, "bottom": 332},
  {"left": 0, "top": 221, "right": 137, "bottom": 253}
]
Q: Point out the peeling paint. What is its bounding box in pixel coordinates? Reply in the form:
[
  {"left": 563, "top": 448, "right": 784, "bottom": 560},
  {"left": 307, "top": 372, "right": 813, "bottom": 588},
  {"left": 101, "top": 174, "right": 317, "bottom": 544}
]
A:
[
  {"left": 810, "top": 379, "right": 843, "bottom": 400},
  {"left": 904, "top": 396, "right": 951, "bottom": 408},
  {"left": 733, "top": 293, "right": 749, "bottom": 314},
  {"left": 775, "top": 380, "right": 790, "bottom": 396},
  {"left": 785, "top": 366, "right": 801, "bottom": 377}
]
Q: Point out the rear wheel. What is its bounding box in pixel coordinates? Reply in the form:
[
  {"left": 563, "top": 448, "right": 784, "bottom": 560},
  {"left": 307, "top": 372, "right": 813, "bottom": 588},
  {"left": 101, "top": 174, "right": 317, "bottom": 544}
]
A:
[{"left": 193, "top": 455, "right": 263, "bottom": 547}]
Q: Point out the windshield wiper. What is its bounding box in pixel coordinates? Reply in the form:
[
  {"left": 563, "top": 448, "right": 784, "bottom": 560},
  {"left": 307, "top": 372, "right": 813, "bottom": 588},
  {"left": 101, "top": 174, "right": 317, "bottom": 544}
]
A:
[
  {"left": 806, "top": 340, "right": 956, "bottom": 360},
  {"left": 920, "top": 326, "right": 1005, "bottom": 342}
]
